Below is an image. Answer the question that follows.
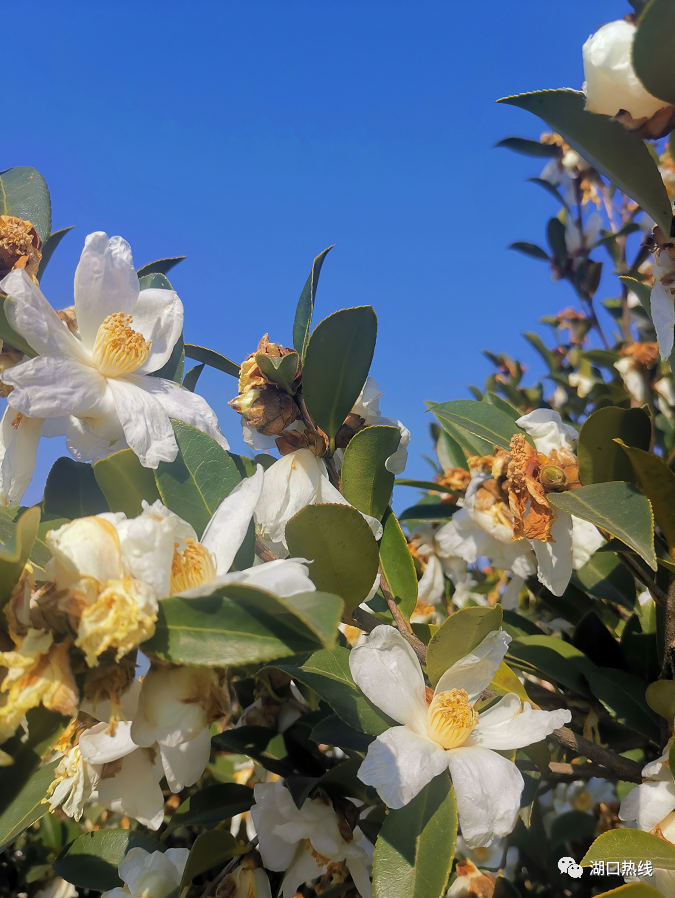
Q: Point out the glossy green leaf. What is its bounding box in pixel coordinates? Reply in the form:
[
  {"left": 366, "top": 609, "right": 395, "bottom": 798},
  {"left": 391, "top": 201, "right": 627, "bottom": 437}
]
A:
[
  {"left": 36, "top": 226, "right": 74, "bottom": 281},
  {"left": 137, "top": 256, "right": 186, "bottom": 277},
  {"left": 373, "top": 774, "right": 457, "bottom": 898},
  {"left": 578, "top": 407, "right": 651, "bottom": 485},
  {"left": 394, "top": 479, "right": 455, "bottom": 495},
  {"left": 94, "top": 448, "right": 161, "bottom": 517},
  {"left": 138, "top": 271, "right": 172, "bottom": 291},
  {"left": 574, "top": 551, "right": 636, "bottom": 608},
  {"left": 53, "top": 829, "right": 162, "bottom": 890},
  {"left": 0, "top": 167, "right": 51, "bottom": 245},
  {"left": 255, "top": 350, "right": 299, "bottom": 395},
  {"left": 489, "top": 660, "right": 531, "bottom": 705},
  {"left": 285, "top": 504, "right": 380, "bottom": 612},
  {"left": 272, "top": 646, "right": 395, "bottom": 735},
  {"left": 616, "top": 440, "right": 675, "bottom": 553},
  {"left": 165, "top": 783, "right": 254, "bottom": 832},
  {"left": 508, "top": 634, "right": 593, "bottom": 694},
  {"left": 481, "top": 392, "right": 520, "bottom": 420},
  {"left": 379, "top": 507, "right": 418, "bottom": 620},
  {"left": 497, "top": 90, "right": 673, "bottom": 234},
  {"left": 584, "top": 666, "right": 660, "bottom": 741},
  {"left": 155, "top": 420, "right": 241, "bottom": 537},
  {"left": 523, "top": 332, "right": 560, "bottom": 372},
  {"left": 310, "top": 714, "right": 374, "bottom": 753},
  {"left": 426, "top": 606, "right": 503, "bottom": 687},
  {"left": 180, "top": 830, "right": 238, "bottom": 888},
  {"left": 428, "top": 399, "right": 528, "bottom": 451},
  {"left": 581, "top": 828, "right": 675, "bottom": 869},
  {"left": 527, "top": 177, "right": 568, "bottom": 207},
  {"left": 495, "top": 137, "right": 562, "bottom": 158},
  {"left": 436, "top": 429, "right": 469, "bottom": 471},
  {"left": 0, "top": 760, "right": 58, "bottom": 852},
  {"left": 0, "top": 295, "right": 36, "bottom": 356},
  {"left": 619, "top": 276, "right": 652, "bottom": 316},
  {"left": 302, "top": 307, "right": 377, "bottom": 447},
  {"left": 589, "top": 885, "right": 664, "bottom": 898},
  {"left": 182, "top": 362, "right": 204, "bottom": 392},
  {"left": 341, "top": 425, "right": 400, "bottom": 519},
  {"left": 0, "top": 506, "right": 41, "bottom": 606},
  {"left": 398, "top": 504, "right": 458, "bottom": 522},
  {"left": 548, "top": 482, "right": 656, "bottom": 570},
  {"left": 435, "top": 414, "right": 493, "bottom": 458},
  {"left": 184, "top": 343, "right": 240, "bottom": 377},
  {"left": 508, "top": 241, "right": 550, "bottom": 261},
  {"left": 43, "top": 457, "right": 108, "bottom": 519},
  {"left": 292, "top": 245, "right": 334, "bottom": 359},
  {"left": 144, "top": 584, "right": 343, "bottom": 666},
  {"left": 633, "top": 0, "right": 675, "bottom": 106}
]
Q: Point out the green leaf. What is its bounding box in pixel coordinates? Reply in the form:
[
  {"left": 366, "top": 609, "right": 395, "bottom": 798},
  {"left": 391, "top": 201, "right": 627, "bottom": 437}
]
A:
[
  {"left": 0, "top": 295, "right": 36, "bottom": 356},
  {"left": 180, "top": 830, "right": 238, "bottom": 888},
  {"left": 137, "top": 256, "right": 186, "bottom": 277},
  {"left": 508, "top": 634, "right": 593, "bottom": 694},
  {"left": 394, "top": 479, "right": 455, "bottom": 495},
  {"left": 619, "top": 276, "right": 652, "bottom": 315},
  {"left": 94, "top": 448, "right": 161, "bottom": 517},
  {"left": 523, "top": 332, "right": 560, "bottom": 372},
  {"left": 155, "top": 420, "right": 242, "bottom": 537},
  {"left": 436, "top": 429, "right": 469, "bottom": 471},
  {"left": 508, "top": 241, "right": 550, "bottom": 261},
  {"left": 497, "top": 90, "right": 672, "bottom": 233},
  {"left": 435, "top": 415, "right": 493, "bottom": 458},
  {"left": 578, "top": 407, "right": 651, "bottom": 486},
  {"left": 616, "top": 440, "right": 675, "bottom": 554},
  {"left": 379, "top": 507, "right": 418, "bottom": 620},
  {"left": 0, "top": 505, "right": 40, "bottom": 607},
  {"left": 271, "top": 645, "right": 395, "bottom": 735},
  {"left": 310, "top": 714, "right": 374, "bottom": 753},
  {"left": 182, "top": 362, "right": 205, "bottom": 392},
  {"left": 495, "top": 137, "right": 562, "bottom": 158},
  {"left": 36, "top": 226, "right": 74, "bottom": 281},
  {"left": 426, "top": 606, "right": 503, "bottom": 687},
  {"left": 302, "top": 307, "right": 378, "bottom": 448},
  {"left": 165, "top": 783, "right": 254, "bottom": 832},
  {"left": 184, "top": 343, "right": 240, "bottom": 377},
  {"left": 527, "top": 177, "right": 568, "bottom": 207},
  {"left": 0, "top": 167, "right": 51, "bottom": 245},
  {"left": 341, "top": 425, "right": 400, "bottom": 519},
  {"left": 481, "top": 392, "right": 521, "bottom": 420},
  {"left": 53, "top": 829, "right": 162, "bottom": 890},
  {"left": 285, "top": 504, "right": 380, "bottom": 612},
  {"left": 43, "top": 457, "right": 108, "bottom": 519},
  {"left": 373, "top": 774, "right": 457, "bottom": 898},
  {"left": 584, "top": 666, "right": 660, "bottom": 741},
  {"left": 144, "top": 584, "right": 343, "bottom": 666},
  {"left": 255, "top": 350, "right": 300, "bottom": 395},
  {"left": 428, "top": 399, "right": 528, "bottom": 452},
  {"left": 633, "top": 0, "right": 675, "bottom": 107},
  {"left": 0, "top": 760, "right": 58, "bottom": 852},
  {"left": 398, "top": 504, "right": 458, "bottom": 522},
  {"left": 581, "top": 828, "right": 675, "bottom": 869},
  {"left": 138, "top": 271, "right": 172, "bottom": 291},
  {"left": 547, "top": 217, "right": 568, "bottom": 266},
  {"left": 548, "top": 482, "right": 656, "bottom": 570},
  {"left": 574, "top": 551, "right": 636, "bottom": 608},
  {"left": 292, "top": 245, "right": 334, "bottom": 359},
  {"left": 589, "top": 886, "right": 665, "bottom": 898}
]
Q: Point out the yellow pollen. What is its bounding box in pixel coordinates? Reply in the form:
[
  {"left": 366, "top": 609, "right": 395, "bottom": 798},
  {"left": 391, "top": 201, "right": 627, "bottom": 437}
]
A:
[
  {"left": 170, "top": 539, "right": 218, "bottom": 594},
  {"left": 91, "top": 312, "right": 151, "bottom": 378},
  {"left": 426, "top": 688, "right": 478, "bottom": 750}
]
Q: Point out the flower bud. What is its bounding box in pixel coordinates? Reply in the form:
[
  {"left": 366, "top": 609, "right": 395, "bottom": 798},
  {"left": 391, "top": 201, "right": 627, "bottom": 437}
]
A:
[
  {"left": 540, "top": 464, "right": 569, "bottom": 492},
  {"left": 0, "top": 215, "right": 41, "bottom": 282},
  {"left": 334, "top": 413, "right": 366, "bottom": 449},
  {"left": 275, "top": 427, "right": 327, "bottom": 457},
  {"left": 447, "top": 860, "right": 496, "bottom": 897},
  {"left": 229, "top": 386, "right": 298, "bottom": 436}
]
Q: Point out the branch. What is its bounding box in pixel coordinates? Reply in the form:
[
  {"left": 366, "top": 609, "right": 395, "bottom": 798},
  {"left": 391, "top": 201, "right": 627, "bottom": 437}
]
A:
[
  {"left": 255, "top": 535, "right": 278, "bottom": 563},
  {"left": 661, "top": 573, "right": 675, "bottom": 679},
  {"left": 550, "top": 727, "right": 644, "bottom": 783},
  {"left": 296, "top": 394, "right": 340, "bottom": 488},
  {"left": 379, "top": 570, "right": 427, "bottom": 663},
  {"left": 517, "top": 759, "right": 635, "bottom": 782},
  {"left": 617, "top": 551, "right": 667, "bottom": 607}
]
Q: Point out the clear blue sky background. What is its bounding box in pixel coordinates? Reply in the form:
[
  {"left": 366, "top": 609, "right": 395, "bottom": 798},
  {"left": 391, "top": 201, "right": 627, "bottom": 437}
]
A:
[{"left": 9, "top": 0, "right": 622, "bottom": 507}]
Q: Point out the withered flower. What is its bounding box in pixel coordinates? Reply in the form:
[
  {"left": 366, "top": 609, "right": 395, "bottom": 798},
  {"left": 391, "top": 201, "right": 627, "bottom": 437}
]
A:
[
  {"left": 229, "top": 386, "right": 298, "bottom": 436},
  {"left": 334, "top": 412, "right": 365, "bottom": 450},
  {"left": 275, "top": 426, "right": 327, "bottom": 457},
  {"left": 0, "top": 216, "right": 41, "bottom": 282}
]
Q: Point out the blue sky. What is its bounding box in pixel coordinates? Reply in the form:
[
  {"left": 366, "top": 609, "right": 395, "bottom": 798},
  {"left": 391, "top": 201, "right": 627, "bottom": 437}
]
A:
[{"left": 8, "top": 0, "right": 622, "bottom": 506}]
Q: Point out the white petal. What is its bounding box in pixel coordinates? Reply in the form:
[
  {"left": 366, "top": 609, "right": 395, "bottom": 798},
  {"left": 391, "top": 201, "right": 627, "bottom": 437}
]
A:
[
  {"left": 0, "top": 409, "right": 43, "bottom": 507},
  {"left": 651, "top": 274, "right": 675, "bottom": 360},
  {"left": 213, "top": 557, "right": 315, "bottom": 597},
  {"left": 131, "top": 289, "right": 184, "bottom": 374},
  {"left": 114, "top": 505, "right": 177, "bottom": 598},
  {"left": 131, "top": 665, "right": 213, "bottom": 747},
  {"left": 446, "top": 746, "right": 523, "bottom": 848},
  {"left": 358, "top": 726, "right": 448, "bottom": 809},
  {"left": 619, "top": 778, "right": 675, "bottom": 832},
  {"left": 255, "top": 449, "right": 323, "bottom": 547},
  {"left": 417, "top": 553, "right": 445, "bottom": 603},
  {"left": 80, "top": 679, "right": 141, "bottom": 722},
  {"left": 351, "top": 377, "right": 384, "bottom": 422},
  {"left": 201, "top": 466, "right": 264, "bottom": 574},
  {"left": 127, "top": 373, "right": 228, "bottom": 449},
  {"left": 349, "top": 625, "right": 428, "bottom": 731},
  {"left": 434, "top": 630, "right": 511, "bottom": 703},
  {"left": 346, "top": 857, "right": 373, "bottom": 898},
  {"left": 78, "top": 721, "right": 137, "bottom": 764},
  {"left": 160, "top": 727, "right": 211, "bottom": 792},
  {"left": 45, "top": 516, "right": 124, "bottom": 590},
  {"left": 96, "top": 747, "right": 165, "bottom": 830},
  {"left": 315, "top": 475, "right": 383, "bottom": 540},
  {"left": 516, "top": 409, "right": 577, "bottom": 455},
  {"left": 119, "top": 847, "right": 183, "bottom": 897},
  {"left": 282, "top": 848, "right": 324, "bottom": 898},
  {"left": 107, "top": 377, "right": 177, "bottom": 468},
  {"left": 3, "top": 354, "right": 106, "bottom": 418},
  {"left": 467, "top": 693, "right": 571, "bottom": 750},
  {"left": 74, "top": 233, "right": 139, "bottom": 349},
  {"left": 531, "top": 511, "right": 573, "bottom": 596},
  {"left": 501, "top": 575, "right": 524, "bottom": 611},
  {"left": 0, "top": 269, "right": 87, "bottom": 360},
  {"left": 242, "top": 417, "right": 278, "bottom": 451},
  {"left": 571, "top": 516, "right": 604, "bottom": 570}
]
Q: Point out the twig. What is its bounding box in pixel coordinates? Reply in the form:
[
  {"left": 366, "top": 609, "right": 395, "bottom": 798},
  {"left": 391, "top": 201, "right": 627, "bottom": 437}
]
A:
[
  {"left": 255, "top": 535, "right": 278, "bottom": 563},
  {"left": 350, "top": 606, "right": 381, "bottom": 634},
  {"left": 661, "top": 573, "right": 675, "bottom": 679},
  {"left": 550, "top": 727, "right": 643, "bottom": 783},
  {"left": 517, "top": 759, "right": 633, "bottom": 782},
  {"left": 296, "top": 394, "right": 340, "bottom": 488},
  {"left": 379, "top": 570, "right": 427, "bottom": 663},
  {"left": 617, "top": 551, "right": 668, "bottom": 607}
]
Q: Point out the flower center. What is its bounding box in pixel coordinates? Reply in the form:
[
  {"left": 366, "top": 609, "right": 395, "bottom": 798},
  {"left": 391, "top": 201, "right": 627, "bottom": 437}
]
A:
[
  {"left": 170, "top": 539, "right": 217, "bottom": 594},
  {"left": 426, "top": 688, "right": 478, "bottom": 750},
  {"left": 91, "top": 312, "right": 151, "bottom": 378}
]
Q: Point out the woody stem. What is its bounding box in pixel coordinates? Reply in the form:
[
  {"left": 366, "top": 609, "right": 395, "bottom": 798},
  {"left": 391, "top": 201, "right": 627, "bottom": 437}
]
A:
[{"left": 296, "top": 393, "right": 340, "bottom": 488}]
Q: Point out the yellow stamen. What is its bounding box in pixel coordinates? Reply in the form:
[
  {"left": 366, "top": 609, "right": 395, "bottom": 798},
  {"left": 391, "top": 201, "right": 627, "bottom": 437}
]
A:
[
  {"left": 170, "top": 539, "right": 217, "bottom": 594},
  {"left": 426, "top": 688, "right": 478, "bottom": 750},
  {"left": 91, "top": 312, "right": 151, "bottom": 377}
]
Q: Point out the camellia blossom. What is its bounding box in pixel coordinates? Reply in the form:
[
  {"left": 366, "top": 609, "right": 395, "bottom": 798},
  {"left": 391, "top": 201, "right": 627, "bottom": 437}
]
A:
[
  {"left": 218, "top": 858, "right": 273, "bottom": 898},
  {"left": 650, "top": 240, "right": 675, "bottom": 361},
  {"left": 350, "top": 376, "right": 410, "bottom": 474},
  {"left": 349, "top": 626, "right": 571, "bottom": 847},
  {"left": 34, "top": 877, "right": 78, "bottom": 898},
  {"left": 409, "top": 524, "right": 469, "bottom": 604},
  {"left": 582, "top": 20, "right": 670, "bottom": 120},
  {"left": 0, "top": 232, "right": 226, "bottom": 503},
  {"left": 619, "top": 743, "right": 675, "bottom": 840},
  {"left": 251, "top": 781, "right": 373, "bottom": 898},
  {"left": 101, "top": 847, "right": 189, "bottom": 898}
]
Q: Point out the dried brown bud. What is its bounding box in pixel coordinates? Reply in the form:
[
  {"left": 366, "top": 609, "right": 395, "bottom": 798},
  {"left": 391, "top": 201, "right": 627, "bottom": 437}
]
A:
[
  {"left": 540, "top": 464, "right": 568, "bottom": 492},
  {"left": 238, "top": 334, "right": 301, "bottom": 394},
  {"left": 615, "top": 104, "right": 675, "bottom": 141},
  {"left": 57, "top": 306, "right": 80, "bottom": 336},
  {"left": 229, "top": 386, "right": 298, "bottom": 435},
  {"left": 334, "top": 413, "right": 366, "bottom": 450},
  {"left": 275, "top": 426, "right": 327, "bottom": 457},
  {"left": 0, "top": 216, "right": 41, "bottom": 282}
]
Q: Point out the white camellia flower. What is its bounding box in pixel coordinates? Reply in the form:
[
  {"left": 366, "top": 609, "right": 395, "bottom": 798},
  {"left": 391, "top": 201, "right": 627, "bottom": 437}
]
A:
[
  {"left": 565, "top": 212, "right": 602, "bottom": 257},
  {"left": 254, "top": 447, "right": 383, "bottom": 551},
  {"left": 582, "top": 20, "right": 670, "bottom": 120},
  {"left": 101, "top": 847, "right": 189, "bottom": 898},
  {"left": 0, "top": 232, "right": 226, "bottom": 502},
  {"left": 614, "top": 356, "right": 647, "bottom": 403},
  {"left": 34, "top": 877, "right": 78, "bottom": 898},
  {"left": 350, "top": 626, "right": 571, "bottom": 847},
  {"left": 409, "top": 524, "right": 469, "bottom": 604},
  {"left": 539, "top": 776, "right": 616, "bottom": 834},
  {"left": 219, "top": 858, "right": 273, "bottom": 898},
  {"left": 0, "top": 408, "right": 46, "bottom": 507},
  {"left": 251, "top": 781, "right": 373, "bottom": 898},
  {"left": 455, "top": 835, "right": 519, "bottom": 880},
  {"left": 516, "top": 410, "right": 604, "bottom": 596},
  {"left": 650, "top": 248, "right": 675, "bottom": 361},
  {"left": 619, "top": 744, "right": 675, "bottom": 840},
  {"left": 624, "top": 867, "right": 675, "bottom": 895},
  {"left": 350, "top": 376, "right": 410, "bottom": 474}
]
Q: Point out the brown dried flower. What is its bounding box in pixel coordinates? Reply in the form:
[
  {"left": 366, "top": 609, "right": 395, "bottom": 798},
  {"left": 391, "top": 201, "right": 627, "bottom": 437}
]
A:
[{"left": 0, "top": 215, "right": 41, "bottom": 282}]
